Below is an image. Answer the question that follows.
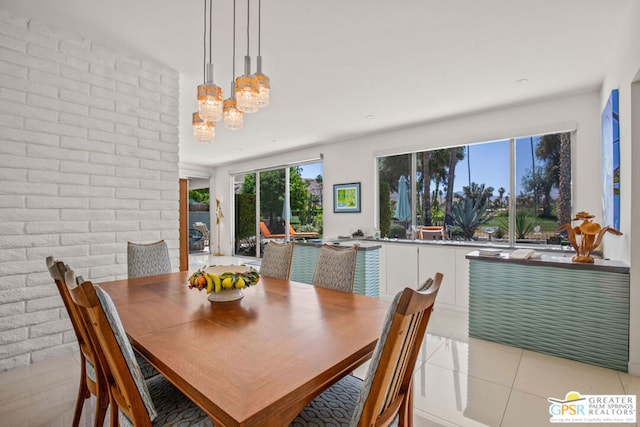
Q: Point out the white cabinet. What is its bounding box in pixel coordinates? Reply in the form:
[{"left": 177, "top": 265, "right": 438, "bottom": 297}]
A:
[
  {"left": 380, "top": 242, "right": 470, "bottom": 310},
  {"left": 383, "top": 243, "right": 418, "bottom": 296},
  {"left": 417, "top": 245, "right": 456, "bottom": 306}
]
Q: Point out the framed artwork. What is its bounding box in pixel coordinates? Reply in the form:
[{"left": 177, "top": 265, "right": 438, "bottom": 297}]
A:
[
  {"left": 333, "top": 182, "right": 361, "bottom": 213},
  {"left": 602, "top": 89, "right": 620, "bottom": 230}
]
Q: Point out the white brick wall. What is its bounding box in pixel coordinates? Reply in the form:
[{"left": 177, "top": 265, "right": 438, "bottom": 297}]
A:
[{"left": 0, "top": 9, "right": 180, "bottom": 371}]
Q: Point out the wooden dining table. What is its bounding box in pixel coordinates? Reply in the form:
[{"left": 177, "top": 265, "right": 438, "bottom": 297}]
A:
[{"left": 99, "top": 271, "right": 390, "bottom": 426}]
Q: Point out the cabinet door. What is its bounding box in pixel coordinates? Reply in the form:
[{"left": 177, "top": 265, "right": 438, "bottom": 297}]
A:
[
  {"left": 384, "top": 244, "right": 418, "bottom": 297},
  {"left": 417, "top": 245, "right": 456, "bottom": 306}
]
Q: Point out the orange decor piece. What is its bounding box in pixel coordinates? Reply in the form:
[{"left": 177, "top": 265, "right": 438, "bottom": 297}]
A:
[{"left": 557, "top": 211, "right": 622, "bottom": 263}]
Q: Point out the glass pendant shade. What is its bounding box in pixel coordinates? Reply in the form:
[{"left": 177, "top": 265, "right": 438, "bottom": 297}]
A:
[
  {"left": 235, "top": 56, "right": 260, "bottom": 113},
  {"left": 223, "top": 97, "right": 243, "bottom": 130},
  {"left": 192, "top": 112, "right": 215, "bottom": 142},
  {"left": 197, "top": 63, "right": 223, "bottom": 122},
  {"left": 254, "top": 55, "right": 270, "bottom": 108}
]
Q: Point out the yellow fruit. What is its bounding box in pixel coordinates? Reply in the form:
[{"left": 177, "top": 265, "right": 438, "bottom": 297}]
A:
[
  {"left": 205, "top": 274, "right": 213, "bottom": 293},
  {"left": 211, "top": 274, "right": 221, "bottom": 293},
  {"left": 221, "top": 277, "right": 233, "bottom": 289},
  {"left": 235, "top": 277, "right": 246, "bottom": 289}
]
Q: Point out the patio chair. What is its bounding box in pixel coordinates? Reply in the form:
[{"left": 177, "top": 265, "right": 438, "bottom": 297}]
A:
[
  {"left": 127, "top": 240, "right": 172, "bottom": 279},
  {"left": 67, "top": 276, "right": 213, "bottom": 427},
  {"left": 46, "top": 257, "right": 109, "bottom": 427},
  {"left": 292, "top": 273, "right": 443, "bottom": 427},
  {"left": 311, "top": 244, "right": 358, "bottom": 293},
  {"left": 193, "top": 222, "right": 210, "bottom": 246},
  {"left": 288, "top": 225, "right": 319, "bottom": 239},
  {"left": 419, "top": 225, "right": 445, "bottom": 240},
  {"left": 260, "top": 221, "right": 286, "bottom": 239},
  {"left": 260, "top": 241, "right": 294, "bottom": 280}
]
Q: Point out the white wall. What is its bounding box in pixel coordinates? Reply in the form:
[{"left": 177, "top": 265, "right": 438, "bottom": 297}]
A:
[
  {"left": 601, "top": 0, "right": 640, "bottom": 375},
  {"left": 0, "top": 10, "right": 180, "bottom": 370},
  {"left": 213, "top": 91, "right": 603, "bottom": 252}
]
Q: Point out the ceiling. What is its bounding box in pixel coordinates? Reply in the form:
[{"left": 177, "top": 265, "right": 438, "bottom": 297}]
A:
[{"left": 2, "top": 0, "right": 631, "bottom": 167}]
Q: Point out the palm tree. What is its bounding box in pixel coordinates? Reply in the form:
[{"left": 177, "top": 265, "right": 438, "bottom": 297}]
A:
[
  {"left": 498, "top": 187, "right": 506, "bottom": 209},
  {"left": 558, "top": 132, "right": 572, "bottom": 225},
  {"left": 444, "top": 147, "right": 465, "bottom": 225}
]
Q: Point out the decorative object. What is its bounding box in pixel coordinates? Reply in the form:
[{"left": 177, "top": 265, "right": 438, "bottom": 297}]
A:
[
  {"left": 557, "top": 211, "right": 622, "bottom": 263},
  {"left": 214, "top": 198, "right": 224, "bottom": 256},
  {"left": 223, "top": 0, "right": 243, "bottom": 130},
  {"left": 602, "top": 89, "right": 620, "bottom": 231},
  {"left": 188, "top": 264, "right": 259, "bottom": 302},
  {"left": 333, "top": 182, "right": 361, "bottom": 213}
]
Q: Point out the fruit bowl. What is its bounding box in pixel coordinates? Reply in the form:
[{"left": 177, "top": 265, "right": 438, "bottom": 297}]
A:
[{"left": 188, "top": 264, "right": 260, "bottom": 302}]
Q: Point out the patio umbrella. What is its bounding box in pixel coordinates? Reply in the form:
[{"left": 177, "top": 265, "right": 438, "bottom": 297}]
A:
[{"left": 395, "top": 175, "right": 411, "bottom": 221}]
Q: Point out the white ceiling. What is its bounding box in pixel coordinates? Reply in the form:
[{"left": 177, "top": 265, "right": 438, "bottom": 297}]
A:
[{"left": 2, "top": 0, "right": 631, "bottom": 167}]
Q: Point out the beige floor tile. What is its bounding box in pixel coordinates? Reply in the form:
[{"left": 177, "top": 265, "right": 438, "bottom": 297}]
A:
[
  {"left": 513, "top": 350, "right": 626, "bottom": 399},
  {"left": 427, "top": 337, "right": 523, "bottom": 387},
  {"left": 0, "top": 351, "right": 80, "bottom": 405},
  {"left": 501, "top": 389, "right": 554, "bottom": 427},
  {"left": 413, "top": 362, "right": 511, "bottom": 426},
  {"left": 416, "top": 333, "right": 449, "bottom": 364}
]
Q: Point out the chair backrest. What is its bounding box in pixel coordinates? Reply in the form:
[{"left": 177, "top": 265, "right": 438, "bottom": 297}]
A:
[
  {"left": 68, "top": 278, "right": 158, "bottom": 426},
  {"left": 260, "top": 241, "right": 294, "bottom": 280},
  {"left": 352, "top": 273, "right": 443, "bottom": 426},
  {"left": 127, "top": 240, "right": 172, "bottom": 279},
  {"left": 46, "top": 257, "right": 101, "bottom": 379},
  {"left": 311, "top": 244, "right": 358, "bottom": 293},
  {"left": 193, "top": 222, "right": 209, "bottom": 238},
  {"left": 260, "top": 221, "right": 274, "bottom": 237}
]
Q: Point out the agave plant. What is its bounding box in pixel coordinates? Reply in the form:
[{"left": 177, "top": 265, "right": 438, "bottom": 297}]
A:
[
  {"left": 448, "top": 199, "right": 492, "bottom": 240},
  {"left": 515, "top": 212, "right": 536, "bottom": 239}
]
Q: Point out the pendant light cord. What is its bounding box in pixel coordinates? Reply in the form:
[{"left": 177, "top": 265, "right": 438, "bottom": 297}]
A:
[
  {"left": 209, "top": 0, "right": 212, "bottom": 65},
  {"left": 202, "top": 0, "right": 206, "bottom": 83},
  {"left": 258, "top": 0, "right": 261, "bottom": 55},
  {"left": 246, "top": 0, "right": 250, "bottom": 56},
  {"left": 232, "top": 0, "right": 236, "bottom": 79}
]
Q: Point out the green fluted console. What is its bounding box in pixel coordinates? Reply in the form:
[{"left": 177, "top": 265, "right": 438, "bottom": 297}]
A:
[
  {"left": 467, "top": 251, "right": 630, "bottom": 371},
  {"left": 290, "top": 242, "right": 380, "bottom": 297}
]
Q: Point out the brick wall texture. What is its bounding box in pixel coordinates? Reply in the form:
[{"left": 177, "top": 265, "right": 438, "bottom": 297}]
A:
[{"left": 0, "top": 9, "right": 180, "bottom": 370}]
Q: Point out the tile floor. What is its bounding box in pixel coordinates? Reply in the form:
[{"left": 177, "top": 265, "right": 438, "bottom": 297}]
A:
[{"left": 1, "top": 256, "right": 638, "bottom": 426}]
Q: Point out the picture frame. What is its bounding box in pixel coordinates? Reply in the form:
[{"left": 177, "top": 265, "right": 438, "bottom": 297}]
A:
[
  {"left": 333, "top": 182, "right": 361, "bottom": 213},
  {"left": 602, "top": 89, "right": 620, "bottom": 230}
]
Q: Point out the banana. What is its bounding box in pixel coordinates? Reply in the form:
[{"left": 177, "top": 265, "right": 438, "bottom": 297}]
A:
[
  {"left": 211, "top": 274, "right": 221, "bottom": 293},
  {"left": 205, "top": 273, "right": 214, "bottom": 293}
]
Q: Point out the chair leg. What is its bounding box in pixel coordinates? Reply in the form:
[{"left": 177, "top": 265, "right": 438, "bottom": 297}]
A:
[
  {"left": 72, "top": 359, "right": 90, "bottom": 427},
  {"left": 109, "top": 393, "right": 118, "bottom": 427},
  {"left": 94, "top": 385, "right": 109, "bottom": 427}
]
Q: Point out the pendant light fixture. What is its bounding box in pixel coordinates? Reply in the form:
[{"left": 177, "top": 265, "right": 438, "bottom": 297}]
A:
[
  {"left": 235, "top": 0, "right": 260, "bottom": 113},
  {"left": 224, "top": 0, "right": 243, "bottom": 130},
  {"left": 252, "top": 0, "right": 269, "bottom": 108},
  {"left": 197, "top": 0, "right": 223, "bottom": 123},
  {"left": 192, "top": 111, "right": 215, "bottom": 142}
]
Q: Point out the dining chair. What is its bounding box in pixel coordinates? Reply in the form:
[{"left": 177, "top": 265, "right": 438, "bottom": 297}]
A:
[
  {"left": 46, "top": 257, "right": 109, "bottom": 427},
  {"left": 67, "top": 274, "right": 213, "bottom": 427},
  {"left": 292, "top": 273, "right": 444, "bottom": 427},
  {"left": 260, "top": 241, "right": 294, "bottom": 280},
  {"left": 311, "top": 244, "right": 358, "bottom": 293},
  {"left": 127, "top": 240, "right": 172, "bottom": 279}
]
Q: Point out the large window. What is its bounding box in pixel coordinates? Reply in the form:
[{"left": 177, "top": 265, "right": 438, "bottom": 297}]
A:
[
  {"left": 233, "top": 161, "right": 323, "bottom": 257},
  {"left": 378, "top": 131, "right": 571, "bottom": 245}
]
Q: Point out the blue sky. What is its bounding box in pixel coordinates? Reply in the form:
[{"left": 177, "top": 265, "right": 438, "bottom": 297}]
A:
[
  {"left": 450, "top": 137, "right": 539, "bottom": 197},
  {"left": 298, "top": 162, "right": 323, "bottom": 179},
  {"left": 298, "top": 139, "right": 541, "bottom": 199}
]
